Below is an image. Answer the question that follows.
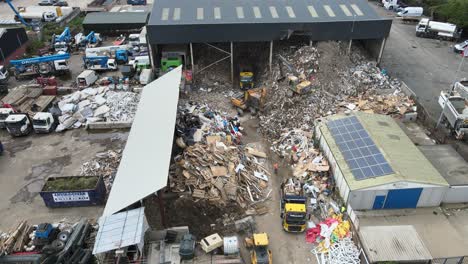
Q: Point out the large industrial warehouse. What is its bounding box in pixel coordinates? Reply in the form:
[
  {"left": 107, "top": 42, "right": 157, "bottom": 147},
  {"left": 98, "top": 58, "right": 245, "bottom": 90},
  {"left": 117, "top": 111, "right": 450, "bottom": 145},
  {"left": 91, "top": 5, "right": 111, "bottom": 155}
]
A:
[
  {"left": 316, "top": 112, "right": 450, "bottom": 210},
  {"left": 146, "top": 0, "right": 393, "bottom": 79}
]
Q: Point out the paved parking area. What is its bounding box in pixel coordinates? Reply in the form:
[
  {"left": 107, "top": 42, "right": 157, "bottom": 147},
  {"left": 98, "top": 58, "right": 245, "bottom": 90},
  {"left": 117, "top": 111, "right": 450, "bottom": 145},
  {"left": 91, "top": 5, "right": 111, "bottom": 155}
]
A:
[
  {"left": 0, "top": 129, "right": 127, "bottom": 230},
  {"left": 369, "top": 2, "right": 468, "bottom": 122}
]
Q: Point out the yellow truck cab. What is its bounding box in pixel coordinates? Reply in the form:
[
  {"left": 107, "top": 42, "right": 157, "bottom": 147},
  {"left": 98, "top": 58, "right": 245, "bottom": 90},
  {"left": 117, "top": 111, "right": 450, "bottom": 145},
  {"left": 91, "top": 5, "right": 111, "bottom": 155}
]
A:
[
  {"left": 280, "top": 178, "right": 307, "bottom": 232},
  {"left": 281, "top": 199, "right": 307, "bottom": 232}
]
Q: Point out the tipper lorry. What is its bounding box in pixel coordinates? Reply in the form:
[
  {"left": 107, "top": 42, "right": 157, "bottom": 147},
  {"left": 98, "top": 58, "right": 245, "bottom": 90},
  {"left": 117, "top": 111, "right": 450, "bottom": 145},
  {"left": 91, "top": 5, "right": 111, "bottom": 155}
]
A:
[{"left": 280, "top": 178, "right": 307, "bottom": 232}]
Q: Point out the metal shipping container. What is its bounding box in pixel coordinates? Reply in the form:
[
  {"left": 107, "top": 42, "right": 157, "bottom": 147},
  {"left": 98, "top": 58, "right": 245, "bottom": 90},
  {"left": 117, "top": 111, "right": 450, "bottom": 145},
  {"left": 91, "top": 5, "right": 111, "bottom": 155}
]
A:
[{"left": 39, "top": 175, "right": 106, "bottom": 208}]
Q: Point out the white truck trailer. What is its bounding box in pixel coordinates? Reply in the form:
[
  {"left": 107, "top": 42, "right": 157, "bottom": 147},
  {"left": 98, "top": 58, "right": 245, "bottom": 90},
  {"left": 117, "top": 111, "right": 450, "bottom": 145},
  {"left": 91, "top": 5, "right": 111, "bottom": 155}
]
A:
[
  {"left": 416, "top": 18, "right": 460, "bottom": 40},
  {"left": 438, "top": 81, "right": 468, "bottom": 139}
]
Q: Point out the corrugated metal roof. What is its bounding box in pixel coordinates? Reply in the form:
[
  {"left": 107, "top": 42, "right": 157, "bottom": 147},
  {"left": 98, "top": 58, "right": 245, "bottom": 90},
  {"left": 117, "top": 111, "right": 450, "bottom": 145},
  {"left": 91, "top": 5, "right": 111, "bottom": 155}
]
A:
[
  {"left": 360, "top": 225, "right": 432, "bottom": 262},
  {"left": 318, "top": 112, "right": 449, "bottom": 190},
  {"left": 93, "top": 207, "right": 148, "bottom": 254},
  {"left": 419, "top": 145, "right": 468, "bottom": 186},
  {"left": 147, "top": 0, "right": 392, "bottom": 43},
  {"left": 102, "top": 67, "right": 181, "bottom": 217},
  {"left": 83, "top": 12, "right": 149, "bottom": 25},
  {"left": 149, "top": 0, "right": 380, "bottom": 25}
]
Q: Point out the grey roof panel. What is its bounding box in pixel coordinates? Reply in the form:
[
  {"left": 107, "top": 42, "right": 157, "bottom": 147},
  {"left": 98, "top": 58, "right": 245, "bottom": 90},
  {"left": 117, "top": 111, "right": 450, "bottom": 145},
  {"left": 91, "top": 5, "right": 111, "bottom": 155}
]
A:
[
  {"left": 360, "top": 225, "right": 432, "bottom": 262},
  {"left": 149, "top": 0, "right": 382, "bottom": 25},
  {"left": 147, "top": 0, "right": 392, "bottom": 43},
  {"left": 83, "top": 12, "right": 149, "bottom": 25}
]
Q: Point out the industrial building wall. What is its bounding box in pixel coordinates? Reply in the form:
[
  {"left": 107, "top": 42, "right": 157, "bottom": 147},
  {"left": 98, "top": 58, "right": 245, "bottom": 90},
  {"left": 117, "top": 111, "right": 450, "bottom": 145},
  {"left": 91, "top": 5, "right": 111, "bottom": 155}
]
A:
[
  {"left": 349, "top": 189, "right": 388, "bottom": 210},
  {"left": 0, "top": 27, "right": 28, "bottom": 64},
  {"left": 349, "top": 183, "right": 446, "bottom": 210},
  {"left": 316, "top": 126, "right": 351, "bottom": 203},
  {"left": 418, "top": 186, "right": 447, "bottom": 207},
  {"left": 443, "top": 186, "right": 468, "bottom": 203}
]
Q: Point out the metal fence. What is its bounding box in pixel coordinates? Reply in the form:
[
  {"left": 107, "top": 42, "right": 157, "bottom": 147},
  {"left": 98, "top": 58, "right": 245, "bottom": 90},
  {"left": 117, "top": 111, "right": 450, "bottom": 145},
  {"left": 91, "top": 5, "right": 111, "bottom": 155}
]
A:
[{"left": 432, "top": 257, "right": 468, "bottom": 264}]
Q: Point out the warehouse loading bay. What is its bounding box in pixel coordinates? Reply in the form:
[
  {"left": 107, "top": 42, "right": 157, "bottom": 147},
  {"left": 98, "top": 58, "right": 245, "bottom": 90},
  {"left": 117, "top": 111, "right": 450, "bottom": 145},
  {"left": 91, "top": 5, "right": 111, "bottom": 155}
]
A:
[{"left": 0, "top": 0, "right": 468, "bottom": 263}]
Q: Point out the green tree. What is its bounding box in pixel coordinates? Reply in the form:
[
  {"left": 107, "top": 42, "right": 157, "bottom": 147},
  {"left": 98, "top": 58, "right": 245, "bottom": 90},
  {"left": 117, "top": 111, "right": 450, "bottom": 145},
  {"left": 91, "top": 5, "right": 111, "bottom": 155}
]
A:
[{"left": 431, "top": 0, "right": 468, "bottom": 28}]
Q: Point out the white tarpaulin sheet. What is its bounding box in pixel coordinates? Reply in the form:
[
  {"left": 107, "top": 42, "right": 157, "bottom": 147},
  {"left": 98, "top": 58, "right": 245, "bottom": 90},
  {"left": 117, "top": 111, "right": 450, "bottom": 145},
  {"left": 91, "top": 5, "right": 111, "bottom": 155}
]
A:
[
  {"left": 103, "top": 66, "right": 181, "bottom": 216},
  {"left": 93, "top": 207, "right": 148, "bottom": 254}
]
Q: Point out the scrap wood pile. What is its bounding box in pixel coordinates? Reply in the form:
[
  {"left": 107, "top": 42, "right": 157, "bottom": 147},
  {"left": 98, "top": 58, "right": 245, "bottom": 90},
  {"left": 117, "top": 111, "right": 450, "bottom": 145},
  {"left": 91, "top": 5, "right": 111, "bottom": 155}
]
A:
[
  {"left": 0, "top": 221, "right": 33, "bottom": 256},
  {"left": 55, "top": 88, "right": 140, "bottom": 131},
  {"left": 1, "top": 85, "right": 56, "bottom": 116},
  {"left": 273, "top": 129, "right": 331, "bottom": 194},
  {"left": 170, "top": 138, "right": 270, "bottom": 209},
  {"left": 259, "top": 42, "right": 415, "bottom": 139},
  {"left": 80, "top": 149, "right": 122, "bottom": 191}
]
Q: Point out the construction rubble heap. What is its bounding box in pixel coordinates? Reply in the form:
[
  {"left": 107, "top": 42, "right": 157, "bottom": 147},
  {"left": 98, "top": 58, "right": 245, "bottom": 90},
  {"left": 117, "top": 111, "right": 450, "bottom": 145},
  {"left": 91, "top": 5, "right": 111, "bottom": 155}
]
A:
[
  {"left": 170, "top": 102, "right": 270, "bottom": 211},
  {"left": 259, "top": 42, "right": 415, "bottom": 139},
  {"left": 80, "top": 149, "right": 122, "bottom": 191},
  {"left": 55, "top": 88, "right": 140, "bottom": 131}
]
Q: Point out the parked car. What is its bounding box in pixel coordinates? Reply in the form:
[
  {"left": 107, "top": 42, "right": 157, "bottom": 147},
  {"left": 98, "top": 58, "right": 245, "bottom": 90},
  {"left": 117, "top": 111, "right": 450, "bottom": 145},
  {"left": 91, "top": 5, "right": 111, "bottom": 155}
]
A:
[
  {"left": 38, "top": 0, "right": 55, "bottom": 6},
  {"left": 454, "top": 40, "right": 468, "bottom": 54},
  {"left": 54, "top": 0, "right": 68, "bottom": 6}
]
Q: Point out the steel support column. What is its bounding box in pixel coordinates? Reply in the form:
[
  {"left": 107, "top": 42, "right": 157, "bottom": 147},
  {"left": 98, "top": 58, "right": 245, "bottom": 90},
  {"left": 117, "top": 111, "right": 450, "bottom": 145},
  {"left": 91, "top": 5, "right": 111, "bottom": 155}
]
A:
[
  {"left": 269, "top": 41, "right": 273, "bottom": 72},
  {"left": 347, "top": 39, "right": 353, "bottom": 54},
  {"left": 190, "top": 42, "right": 194, "bottom": 73},
  {"left": 377, "top": 37, "right": 387, "bottom": 65},
  {"left": 231, "top": 42, "right": 234, "bottom": 83}
]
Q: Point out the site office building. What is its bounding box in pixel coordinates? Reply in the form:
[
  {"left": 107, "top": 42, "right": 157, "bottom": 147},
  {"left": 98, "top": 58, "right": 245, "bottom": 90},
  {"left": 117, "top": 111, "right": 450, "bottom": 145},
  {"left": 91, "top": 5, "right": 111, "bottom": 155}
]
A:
[{"left": 315, "top": 112, "right": 449, "bottom": 210}]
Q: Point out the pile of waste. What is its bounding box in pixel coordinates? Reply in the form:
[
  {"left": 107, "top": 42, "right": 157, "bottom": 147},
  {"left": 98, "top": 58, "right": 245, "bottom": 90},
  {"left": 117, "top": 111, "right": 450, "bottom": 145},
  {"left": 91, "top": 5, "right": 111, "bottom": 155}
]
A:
[
  {"left": 80, "top": 149, "right": 122, "bottom": 191},
  {"left": 0, "top": 219, "right": 93, "bottom": 263},
  {"left": 170, "top": 138, "right": 270, "bottom": 209},
  {"left": 55, "top": 88, "right": 140, "bottom": 131},
  {"left": 176, "top": 102, "right": 243, "bottom": 147},
  {"left": 312, "top": 237, "right": 360, "bottom": 264},
  {"left": 259, "top": 42, "right": 415, "bottom": 139}
]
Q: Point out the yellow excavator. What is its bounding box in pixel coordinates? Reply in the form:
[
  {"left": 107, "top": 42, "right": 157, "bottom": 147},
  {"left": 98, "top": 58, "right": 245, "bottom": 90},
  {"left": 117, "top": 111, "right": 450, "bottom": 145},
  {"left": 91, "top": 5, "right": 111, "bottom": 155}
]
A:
[
  {"left": 230, "top": 87, "right": 266, "bottom": 115},
  {"left": 239, "top": 66, "right": 254, "bottom": 90},
  {"left": 248, "top": 233, "right": 272, "bottom": 264}
]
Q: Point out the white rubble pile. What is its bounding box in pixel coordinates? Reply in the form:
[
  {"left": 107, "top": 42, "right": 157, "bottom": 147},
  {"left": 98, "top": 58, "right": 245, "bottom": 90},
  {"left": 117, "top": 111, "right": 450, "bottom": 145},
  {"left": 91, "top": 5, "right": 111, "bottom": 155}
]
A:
[{"left": 56, "top": 88, "right": 140, "bottom": 131}]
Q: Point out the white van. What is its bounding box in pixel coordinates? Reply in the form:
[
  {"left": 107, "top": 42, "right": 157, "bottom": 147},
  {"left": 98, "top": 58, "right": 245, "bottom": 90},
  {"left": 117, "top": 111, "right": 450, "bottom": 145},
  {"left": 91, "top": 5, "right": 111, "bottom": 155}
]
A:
[
  {"left": 397, "top": 7, "right": 423, "bottom": 18},
  {"left": 76, "top": 70, "right": 98, "bottom": 88}
]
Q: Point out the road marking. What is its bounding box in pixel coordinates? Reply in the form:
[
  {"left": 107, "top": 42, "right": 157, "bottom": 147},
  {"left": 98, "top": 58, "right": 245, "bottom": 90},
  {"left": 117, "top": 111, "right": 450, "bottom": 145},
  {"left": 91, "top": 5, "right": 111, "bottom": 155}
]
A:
[
  {"left": 307, "top": 5, "right": 318, "bottom": 17},
  {"left": 340, "top": 5, "right": 352, "bottom": 16},
  {"left": 161, "top": 8, "right": 169, "bottom": 21},
  {"left": 269, "top": 6, "right": 279, "bottom": 18},
  {"left": 324, "top": 5, "right": 335, "bottom": 17}
]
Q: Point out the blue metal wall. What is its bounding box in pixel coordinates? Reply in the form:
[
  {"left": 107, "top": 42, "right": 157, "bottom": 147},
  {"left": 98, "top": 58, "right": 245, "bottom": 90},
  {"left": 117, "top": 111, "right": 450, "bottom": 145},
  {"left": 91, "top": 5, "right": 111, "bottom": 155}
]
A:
[{"left": 372, "top": 188, "right": 423, "bottom": 209}]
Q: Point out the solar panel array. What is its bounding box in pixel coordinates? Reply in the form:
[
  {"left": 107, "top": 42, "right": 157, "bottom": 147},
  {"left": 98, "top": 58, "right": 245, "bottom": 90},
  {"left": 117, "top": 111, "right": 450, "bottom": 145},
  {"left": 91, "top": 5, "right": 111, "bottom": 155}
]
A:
[{"left": 328, "top": 116, "right": 394, "bottom": 180}]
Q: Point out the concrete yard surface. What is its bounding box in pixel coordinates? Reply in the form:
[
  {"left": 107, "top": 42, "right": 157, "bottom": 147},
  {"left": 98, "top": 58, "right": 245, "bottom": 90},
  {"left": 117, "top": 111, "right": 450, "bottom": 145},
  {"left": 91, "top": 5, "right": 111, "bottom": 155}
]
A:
[
  {"left": 370, "top": 2, "right": 468, "bottom": 122},
  {"left": 0, "top": 129, "right": 128, "bottom": 230},
  {"left": 357, "top": 206, "right": 468, "bottom": 258}
]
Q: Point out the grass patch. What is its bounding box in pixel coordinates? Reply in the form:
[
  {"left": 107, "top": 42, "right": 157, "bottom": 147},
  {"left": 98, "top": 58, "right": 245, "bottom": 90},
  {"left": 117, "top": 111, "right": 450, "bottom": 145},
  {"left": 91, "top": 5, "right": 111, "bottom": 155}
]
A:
[{"left": 43, "top": 176, "right": 99, "bottom": 191}]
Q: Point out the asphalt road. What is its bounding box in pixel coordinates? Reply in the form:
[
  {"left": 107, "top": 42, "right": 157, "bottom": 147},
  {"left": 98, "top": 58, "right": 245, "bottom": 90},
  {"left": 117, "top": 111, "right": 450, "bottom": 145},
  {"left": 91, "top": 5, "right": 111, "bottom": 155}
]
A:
[{"left": 370, "top": 2, "right": 468, "bottom": 122}]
